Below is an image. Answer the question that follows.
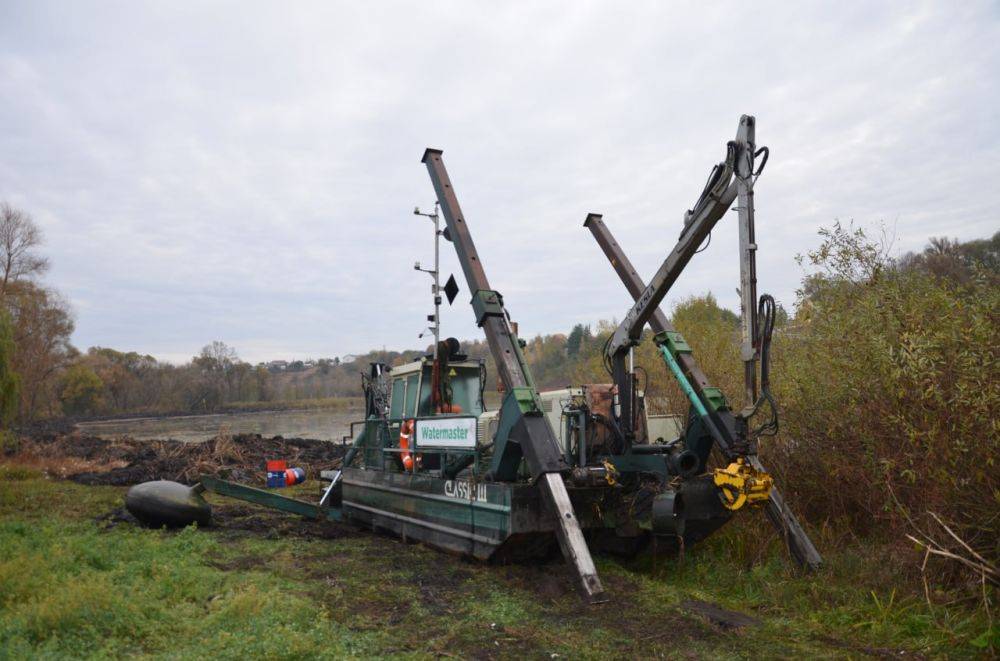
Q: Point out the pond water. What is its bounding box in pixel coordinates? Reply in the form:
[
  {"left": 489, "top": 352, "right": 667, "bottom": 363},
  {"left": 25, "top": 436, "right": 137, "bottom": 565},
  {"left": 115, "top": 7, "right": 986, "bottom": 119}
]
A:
[{"left": 76, "top": 408, "right": 364, "bottom": 443}]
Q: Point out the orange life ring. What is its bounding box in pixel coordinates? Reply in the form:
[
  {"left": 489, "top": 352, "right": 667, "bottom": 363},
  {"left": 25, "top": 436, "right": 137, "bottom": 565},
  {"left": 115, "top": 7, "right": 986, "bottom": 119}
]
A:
[{"left": 399, "top": 419, "right": 418, "bottom": 471}]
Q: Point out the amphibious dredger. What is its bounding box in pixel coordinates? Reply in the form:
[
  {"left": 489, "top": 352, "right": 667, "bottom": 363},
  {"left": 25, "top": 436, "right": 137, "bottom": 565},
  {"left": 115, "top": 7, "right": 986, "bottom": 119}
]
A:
[{"left": 198, "top": 116, "right": 822, "bottom": 603}]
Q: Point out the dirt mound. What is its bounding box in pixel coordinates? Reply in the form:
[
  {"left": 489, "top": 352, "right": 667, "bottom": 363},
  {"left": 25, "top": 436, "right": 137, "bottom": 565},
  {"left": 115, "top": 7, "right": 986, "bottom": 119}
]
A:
[{"left": 11, "top": 431, "right": 347, "bottom": 487}]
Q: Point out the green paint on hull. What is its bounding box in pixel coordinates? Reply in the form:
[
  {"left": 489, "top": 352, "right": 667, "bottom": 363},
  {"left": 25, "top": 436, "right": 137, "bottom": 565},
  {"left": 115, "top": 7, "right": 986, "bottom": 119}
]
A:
[{"left": 342, "top": 467, "right": 529, "bottom": 559}]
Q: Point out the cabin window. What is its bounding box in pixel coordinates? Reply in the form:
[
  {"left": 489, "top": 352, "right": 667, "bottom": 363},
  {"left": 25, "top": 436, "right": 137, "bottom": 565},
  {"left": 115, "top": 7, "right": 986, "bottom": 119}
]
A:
[
  {"left": 449, "top": 368, "right": 484, "bottom": 416},
  {"left": 404, "top": 373, "right": 420, "bottom": 417},
  {"left": 417, "top": 368, "right": 433, "bottom": 415},
  {"left": 389, "top": 378, "right": 405, "bottom": 419}
]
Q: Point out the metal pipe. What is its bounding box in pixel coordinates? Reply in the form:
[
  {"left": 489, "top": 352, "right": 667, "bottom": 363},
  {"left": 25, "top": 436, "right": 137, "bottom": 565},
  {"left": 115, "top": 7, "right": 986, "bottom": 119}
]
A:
[{"left": 736, "top": 132, "right": 759, "bottom": 408}]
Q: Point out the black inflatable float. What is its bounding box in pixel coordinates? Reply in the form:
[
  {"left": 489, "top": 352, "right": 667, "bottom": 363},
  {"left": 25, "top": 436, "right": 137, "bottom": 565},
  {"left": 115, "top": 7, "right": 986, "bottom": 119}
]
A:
[{"left": 125, "top": 480, "right": 212, "bottom": 528}]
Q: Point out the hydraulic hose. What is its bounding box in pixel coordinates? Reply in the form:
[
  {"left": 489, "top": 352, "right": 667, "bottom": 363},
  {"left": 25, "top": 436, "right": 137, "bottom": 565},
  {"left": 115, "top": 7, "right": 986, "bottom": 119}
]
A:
[{"left": 752, "top": 294, "right": 779, "bottom": 438}]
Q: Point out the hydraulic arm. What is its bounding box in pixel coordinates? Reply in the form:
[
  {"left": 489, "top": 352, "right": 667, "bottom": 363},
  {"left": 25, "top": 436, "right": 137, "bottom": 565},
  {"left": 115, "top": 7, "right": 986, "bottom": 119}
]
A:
[
  {"left": 602, "top": 118, "right": 748, "bottom": 441},
  {"left": 586, "top": 116, "right": 822, "bottom": 570},
  {"left": 421, "top": 149, "right": 606, "bottom": 603}
]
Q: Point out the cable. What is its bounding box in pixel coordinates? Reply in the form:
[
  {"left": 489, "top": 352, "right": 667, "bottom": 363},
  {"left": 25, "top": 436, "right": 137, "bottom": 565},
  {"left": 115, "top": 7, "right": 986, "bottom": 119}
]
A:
[
  {"left": 751, "top": 294, "right": 779, "bottom": 438},
  {"left": 602, "top": 333, "right": 614, "bottom": 376},
  {"left": 694, "top": 232, "right": 712, "bottom": 254},
  {"left": 753, "top": 146, "right": 769, "bottom": 180},
  {"left": 591, "top": 413, "right": 627, "bottom": 456},
  {"left": 478, "top": 361, "right": 487, "bottom": 412},
  {"left": 735, "top": 145, "right": 769, "bottom": 188}
]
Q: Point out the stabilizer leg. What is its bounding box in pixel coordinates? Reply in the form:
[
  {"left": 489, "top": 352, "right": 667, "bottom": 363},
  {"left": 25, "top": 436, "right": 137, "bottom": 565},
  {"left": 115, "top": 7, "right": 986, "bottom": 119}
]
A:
[
  {"left": 542, "top": 472, "right": 607, "bottom": 603},
  {"left": 749, "top": 457, "right": 823, "bottom": 570}
]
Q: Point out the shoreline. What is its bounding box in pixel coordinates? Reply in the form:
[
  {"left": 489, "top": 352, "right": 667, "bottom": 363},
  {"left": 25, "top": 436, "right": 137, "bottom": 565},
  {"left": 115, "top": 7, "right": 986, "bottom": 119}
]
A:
[{"left": 16, "top": 397, "right": 364, "bottom": 433}]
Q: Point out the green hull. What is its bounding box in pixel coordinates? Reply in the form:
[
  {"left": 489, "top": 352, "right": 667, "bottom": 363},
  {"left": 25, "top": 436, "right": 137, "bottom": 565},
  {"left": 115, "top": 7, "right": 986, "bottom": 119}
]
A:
[
  {"left": 201, "top": 469, "right": 730, "bottom": 562},
  {"left": 341, "top": 467, "right": 555, "bottom": 560}
]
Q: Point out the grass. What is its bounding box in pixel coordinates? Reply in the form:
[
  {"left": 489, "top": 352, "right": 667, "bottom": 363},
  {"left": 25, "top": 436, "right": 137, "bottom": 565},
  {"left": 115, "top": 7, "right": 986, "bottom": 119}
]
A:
[{"left": 0, "top": 465, "right": 994, "bottom": 659}]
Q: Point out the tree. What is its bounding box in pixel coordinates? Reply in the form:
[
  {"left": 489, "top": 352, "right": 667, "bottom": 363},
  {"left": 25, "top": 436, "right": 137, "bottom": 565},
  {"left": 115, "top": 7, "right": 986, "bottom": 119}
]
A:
[
  {"left": 59, "top": 364, "right": 104, "bottom": 415},
  {"left": 899, "top": 231, "right": 1000, "bottom": 284},
  {"left": 253, "top": 365, "right": 273, "bottom": 402},
  {"left": 0, "top": 309, "right": 20, "bottom": 428},
  {"left": 196, "top": 341, "right": 239, "bottom": 372},
  {"left": 0, "top": 203, "right": 49, "bottom": 296},
  {"left": 566, "top": 323, "right": 591, "bottom": 357},
  {"left": 5, "top": 283, "right": 74, "bottom": 419},
  {"left": 80, "top": 347, "right": 161, "bottom": 412}
]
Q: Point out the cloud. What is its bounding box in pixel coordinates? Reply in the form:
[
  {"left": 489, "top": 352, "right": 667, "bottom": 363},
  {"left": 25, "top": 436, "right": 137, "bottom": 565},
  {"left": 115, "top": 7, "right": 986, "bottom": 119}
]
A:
[{"left": 1, "top": 1, "right": 998, "bottom": 363}]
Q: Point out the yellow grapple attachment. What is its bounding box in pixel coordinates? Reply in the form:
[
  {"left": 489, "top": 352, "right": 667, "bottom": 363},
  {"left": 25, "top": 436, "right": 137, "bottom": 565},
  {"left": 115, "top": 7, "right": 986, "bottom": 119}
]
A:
[{"left": 713, "top": 457, "right": 773, "bottom": 511}]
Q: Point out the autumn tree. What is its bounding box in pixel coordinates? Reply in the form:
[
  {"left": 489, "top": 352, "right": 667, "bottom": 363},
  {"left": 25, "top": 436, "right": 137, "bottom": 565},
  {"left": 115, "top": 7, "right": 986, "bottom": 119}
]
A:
[
  {"left": 254, "top": 364, "right": 273, "bottom": 402},
  {"left": 899, "top": 230, "right": 999, "bottom": 283},
  {"left": 0, "top": 203, "right": 49, "bottom": 296},
  {"left": 566, "top": 324, "right": 591, "bottom": 357},
  {"left": 193, "top": 341, "right": 242, "bottom": 406},
  {"left": 5, "top": 283, "right": 74, "bottom": 419},
  {"left": 59, "top": 363, "right": 104, "bottom": 415},
  {"left": 0, "top": 309, "right": 20, "bottom": 439}
]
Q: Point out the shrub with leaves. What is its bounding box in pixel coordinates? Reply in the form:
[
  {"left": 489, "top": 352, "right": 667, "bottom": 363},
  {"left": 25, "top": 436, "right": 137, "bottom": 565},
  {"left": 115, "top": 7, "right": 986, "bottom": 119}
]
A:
[{"left": 768, "top": 222, "right": 998, "bottom": 564}]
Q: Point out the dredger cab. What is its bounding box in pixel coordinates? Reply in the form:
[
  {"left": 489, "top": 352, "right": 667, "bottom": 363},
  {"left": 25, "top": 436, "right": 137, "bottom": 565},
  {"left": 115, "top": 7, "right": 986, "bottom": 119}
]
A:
[{"left": 385, "top": 355, "right": 486, "bottom": 420}]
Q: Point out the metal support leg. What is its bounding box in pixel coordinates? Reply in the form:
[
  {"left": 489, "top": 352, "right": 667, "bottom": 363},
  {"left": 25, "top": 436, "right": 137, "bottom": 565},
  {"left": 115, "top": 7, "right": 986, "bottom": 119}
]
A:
[
  {"left": 749, "top": 456, "right": 823, "bottom": 570},
  {"left": 542, "top": 472, "right": 606, "bottom": 602},
  {"left": 422, "top": 147, "right": 605, "bottom": 603},
  {"left": 736, "top": 146, "right": 759, "bottom": 408}
]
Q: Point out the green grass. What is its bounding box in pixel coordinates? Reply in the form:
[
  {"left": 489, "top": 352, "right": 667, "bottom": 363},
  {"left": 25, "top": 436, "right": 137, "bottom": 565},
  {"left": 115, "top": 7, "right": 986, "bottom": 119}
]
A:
[{"left": 0, "top": 469, "right": 993, "bottom": 659}]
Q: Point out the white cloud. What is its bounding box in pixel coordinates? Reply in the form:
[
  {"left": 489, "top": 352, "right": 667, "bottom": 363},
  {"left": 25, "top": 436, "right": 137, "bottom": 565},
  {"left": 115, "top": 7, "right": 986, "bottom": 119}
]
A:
[{"left": 1, "top": 1, "right": 997, "bottom": 363}]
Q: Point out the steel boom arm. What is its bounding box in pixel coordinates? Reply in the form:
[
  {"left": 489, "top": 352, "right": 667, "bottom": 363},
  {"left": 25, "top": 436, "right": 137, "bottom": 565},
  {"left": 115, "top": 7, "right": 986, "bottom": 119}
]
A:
[
  {"left": 584, "top": 204, "right": 822, "bottom": 570},
  {"left": 605, "top": 116, "right": 755, "bottom": 360},
  {"left": 421, "top": 149, "right": 606, "bottom": 603}
]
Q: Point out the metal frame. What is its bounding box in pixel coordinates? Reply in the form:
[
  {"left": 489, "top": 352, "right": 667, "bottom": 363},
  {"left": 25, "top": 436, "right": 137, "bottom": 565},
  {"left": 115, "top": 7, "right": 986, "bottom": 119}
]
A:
[
  {"left": 600, "top": 117, "right": 754, "bottom": 442},
  {"left": 582, "top": 126, "right": 823, "bottom": 570}
]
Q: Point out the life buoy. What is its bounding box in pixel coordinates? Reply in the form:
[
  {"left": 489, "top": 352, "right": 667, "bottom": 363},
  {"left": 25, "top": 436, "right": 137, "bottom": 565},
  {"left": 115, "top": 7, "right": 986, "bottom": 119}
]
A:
[{"left": 399, "top": 419, "right": 418, "bottom": 471}]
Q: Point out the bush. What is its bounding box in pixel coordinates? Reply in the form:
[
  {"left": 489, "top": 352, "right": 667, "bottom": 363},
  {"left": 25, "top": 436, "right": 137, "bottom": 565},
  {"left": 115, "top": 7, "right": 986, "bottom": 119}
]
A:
[{"left": 768, "top": 223, "right": 998, "bottom": 562}]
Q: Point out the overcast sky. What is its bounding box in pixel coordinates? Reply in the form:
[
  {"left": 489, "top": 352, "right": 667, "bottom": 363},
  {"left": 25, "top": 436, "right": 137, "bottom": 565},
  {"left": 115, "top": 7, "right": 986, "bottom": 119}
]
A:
[{"left": 2, "top": 2, "right": 997, "bottom": 364}]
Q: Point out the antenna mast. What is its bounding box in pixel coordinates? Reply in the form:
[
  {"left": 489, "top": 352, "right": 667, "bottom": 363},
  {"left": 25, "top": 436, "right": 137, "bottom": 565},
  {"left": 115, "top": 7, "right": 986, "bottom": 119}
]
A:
[{"left": 413, "top": 202, "right": 441, "bottom": 359}]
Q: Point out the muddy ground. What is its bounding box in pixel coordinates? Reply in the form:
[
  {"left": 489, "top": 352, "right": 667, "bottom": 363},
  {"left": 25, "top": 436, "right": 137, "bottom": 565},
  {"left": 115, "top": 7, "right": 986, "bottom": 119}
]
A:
[{"left": 8, "top": 429, "right": 347, "bottom": 487}]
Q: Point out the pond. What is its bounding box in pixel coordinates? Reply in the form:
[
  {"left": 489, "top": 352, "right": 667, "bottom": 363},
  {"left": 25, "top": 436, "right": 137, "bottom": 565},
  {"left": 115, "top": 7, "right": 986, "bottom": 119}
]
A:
[{"left": 76, "top": 408, "right": 364, "bottom": 443}]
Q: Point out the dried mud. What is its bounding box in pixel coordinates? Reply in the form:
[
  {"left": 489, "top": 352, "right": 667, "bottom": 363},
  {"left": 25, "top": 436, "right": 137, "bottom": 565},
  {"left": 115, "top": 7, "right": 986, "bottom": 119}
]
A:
[{"left": 10, "top": 430, "right": 347, "bottom": 487}]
